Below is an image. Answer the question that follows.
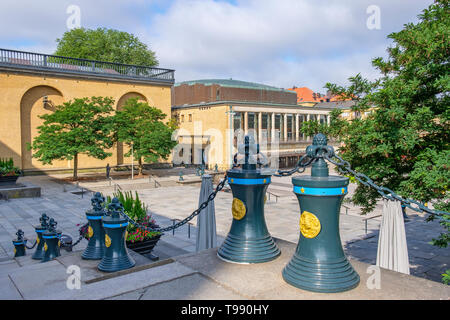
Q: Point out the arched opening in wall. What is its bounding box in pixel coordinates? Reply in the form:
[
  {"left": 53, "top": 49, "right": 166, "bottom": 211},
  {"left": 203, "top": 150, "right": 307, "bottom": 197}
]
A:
[
  {"left": 20, "top": 85, "right": 64, "bottom": 170},
  {"left": 116, "top": 92, "right": 148, "bottom": 165}
]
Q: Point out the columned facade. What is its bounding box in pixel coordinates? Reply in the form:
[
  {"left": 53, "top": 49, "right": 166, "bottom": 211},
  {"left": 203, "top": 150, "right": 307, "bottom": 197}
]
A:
[{"left": 231, "top": 106, "right": 331, "bottom": 143}]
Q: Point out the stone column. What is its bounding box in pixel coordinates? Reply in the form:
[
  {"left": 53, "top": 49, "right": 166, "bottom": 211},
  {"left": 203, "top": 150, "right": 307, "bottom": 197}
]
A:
[
  {"left": 307, "top": 114, "right": 311, "bottom": 141},
  {"left": 283, "top": 114, "right": 288, "bottom": 142},
  {"left": 244, "top": 112, "right": 248, "bottom": 135},
  {"left": 271, "top": 112, "right": 276, "bottom": 142},
  {"left": 327, "top": 114, "right": 331, "bottom": 126},
  {"left": 295, "top": 114, "right": 299, "bottom": 141},
  {"left": 258, "top": 112, "right": 262, "bottom": 143}
]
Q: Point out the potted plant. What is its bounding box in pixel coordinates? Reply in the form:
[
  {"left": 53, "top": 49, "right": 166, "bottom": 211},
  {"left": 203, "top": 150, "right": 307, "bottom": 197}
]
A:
[
  {"left": 0, "top": 158, "right": 21, "bottom": 186},
  {"left": 106, "top": 190, "right": 162, "bottom": 256}
]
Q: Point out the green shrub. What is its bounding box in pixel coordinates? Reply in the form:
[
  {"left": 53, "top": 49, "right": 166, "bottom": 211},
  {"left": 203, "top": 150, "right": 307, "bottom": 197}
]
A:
[
  {"left": 0, "top": 158, "right": 21, "bottom": 177},
  {"left": 105, "top": 190, "right": 160, "bottom": 242}
]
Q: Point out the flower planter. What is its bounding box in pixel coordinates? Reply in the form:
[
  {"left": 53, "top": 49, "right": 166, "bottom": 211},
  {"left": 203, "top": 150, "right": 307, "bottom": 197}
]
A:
[
  {"left": 126, "top": 233, "right": 162, "bottom": 255},
  {"left": 0, "top": 175, "right": 19, "bottom": 186}
]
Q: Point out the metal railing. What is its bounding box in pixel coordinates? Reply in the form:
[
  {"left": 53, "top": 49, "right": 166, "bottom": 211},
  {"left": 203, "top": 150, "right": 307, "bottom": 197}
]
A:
[
  {"left": 148, "top": 175, "right": 161, "bottom": 188},
  {"left": 108, "top": 177, "right": 123, "bottom": 193},
  {"left": 0, "top": 48, "right": 175, "bottom": 83}
]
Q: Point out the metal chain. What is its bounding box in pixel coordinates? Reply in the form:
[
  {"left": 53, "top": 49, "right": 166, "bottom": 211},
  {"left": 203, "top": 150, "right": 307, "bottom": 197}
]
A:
[
  {"left": 60, "top": 222, "right": 88, "bottom": 249},
  {"left": 274, "top": 154, "right": 315, "bottom": 177},
  {"left": 324, "top": 153, "right": 449, "bottom": 217},
  {"left": 119, "top": 171, "right": 231, "bottom": 233},
  {"left": 25, "top": 240, "right": 38, "bottom": 250}
]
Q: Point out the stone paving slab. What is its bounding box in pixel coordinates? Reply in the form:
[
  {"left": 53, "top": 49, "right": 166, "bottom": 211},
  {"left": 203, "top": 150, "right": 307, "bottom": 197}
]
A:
[
  {"left": 137, "top": 273, "right": 245, "bottom": 300},
  {"left": 7, "top": 260, "right": 68, "bottom": 299},
  {"left": 0, "top": 276, "right": 22, "bottom": 299},
  {"left": 43, "top": 261, "right": 197, "bottom": 300},
  {"left": 174, "top": 239, "right": 450, "bottom": 300}
]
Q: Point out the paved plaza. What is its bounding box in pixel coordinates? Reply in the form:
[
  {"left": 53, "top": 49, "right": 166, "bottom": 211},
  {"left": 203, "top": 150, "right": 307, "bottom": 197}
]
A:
[{"left": 0, "top": 170, "right": 449, "bottom": 299}]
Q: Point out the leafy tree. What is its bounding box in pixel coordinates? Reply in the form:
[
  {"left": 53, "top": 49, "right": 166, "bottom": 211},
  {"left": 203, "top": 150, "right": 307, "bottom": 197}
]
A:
[
  {"left": 114, "top": 98, "right": 177, "bottom": 176},
  {"left": 54, "top": 27, "right": 158, "bottom": 66},
  {"left": 322, "top": 1, "right": 449, "bottom": 250},
  {"left": 29, "top": 97, "right": 115, "bottom": 180}
]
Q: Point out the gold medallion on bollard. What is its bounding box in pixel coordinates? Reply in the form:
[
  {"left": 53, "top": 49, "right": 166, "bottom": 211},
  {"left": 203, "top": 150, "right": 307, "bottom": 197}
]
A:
[
  {"left": 300, "top": 211, "right": 321, "bottom": 239},
  {"left": 232, "top": 198, "right": 246, "bottom": 220},
  {"left": 88, "top": 226, "right": 94, "bottom": 238},
  {"left": 44, "top": 243, "right": 48, "bottom": 251},
  {"left": 105, "top": 234, "right": 111, "bottom": 248}
]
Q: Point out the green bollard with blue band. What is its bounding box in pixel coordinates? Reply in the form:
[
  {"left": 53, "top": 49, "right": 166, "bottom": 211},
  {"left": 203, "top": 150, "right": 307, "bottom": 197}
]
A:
[
  {"left": 13, "top": 229, "right": 27, "bottom": 257},
  {"left": 282, "top": 133, "right": 360, "bottom": 293},
  {"left": 217, "top": 135, "right": 280, "bottom": 264},
  {"left": 98, "top": 197, "right": 135, "bottom": 272},
  {"left": 32, "top": 213, "right": 49, "bottom": 260},
  {"left": 41, "top": 218, "right": 61, "bottom": 263},
  {"left": 82, "top": 192, "right": 106, "bottom": 260}
]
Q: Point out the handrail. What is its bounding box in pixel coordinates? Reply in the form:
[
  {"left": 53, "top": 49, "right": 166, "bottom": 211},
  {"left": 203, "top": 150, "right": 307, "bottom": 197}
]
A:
[
  {"left": 109, "top": 177, "right": 123, "bottom": 192},
  {"left": 0, "top": 48, "right": 175, "bottom": 82},
  {"left": 362, "top": 214, "right": 382, "bottom": 234},
  {"left": 148, "top": 175, "right": 161, "bottom": 188}
]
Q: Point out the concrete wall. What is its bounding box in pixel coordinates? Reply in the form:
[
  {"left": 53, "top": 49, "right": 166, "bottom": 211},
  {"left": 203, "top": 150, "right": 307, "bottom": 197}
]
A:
[{"left": 0, "top": 70, "right": 172, "bottom": 171}]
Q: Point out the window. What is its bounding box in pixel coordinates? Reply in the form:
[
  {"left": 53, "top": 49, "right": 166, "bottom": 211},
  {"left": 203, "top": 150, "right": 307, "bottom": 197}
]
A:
[
  {"left": 181, "top": 114, "right": 185, "bottom": 122},
  {"left": 234, "top": 112, "right": 242, "bottom": 131},
  {"left": 189, "top": 114, "right": 192, "bottom": 122}
]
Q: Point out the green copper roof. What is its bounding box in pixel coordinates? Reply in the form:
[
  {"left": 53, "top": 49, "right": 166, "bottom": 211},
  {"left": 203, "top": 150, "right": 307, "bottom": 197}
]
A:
[{"left": 175, "top": 79, "right": 292, "bottom": 93}]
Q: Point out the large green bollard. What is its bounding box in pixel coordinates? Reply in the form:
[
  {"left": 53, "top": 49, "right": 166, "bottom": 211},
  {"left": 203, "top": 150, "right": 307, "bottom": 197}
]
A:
[
  {"left": 82, "top": 192, "right": 106, "bottom": 260},
  {"left": 98, "top": 198, "right": 135, "bottom": 272},
  {"left": 32, "top": 213, "right": 49, "bottom": 260},
  {"left": 282, "top": 133, "right": 360, "bottom": 293},
  {"left": 41, "top": 219, "right": 61, "bottom": 263},
  {"left": 217, "top": 136, "right": 280, "bottom": 264},
  {"left": 13, "top": 229, "right": 27, "bottom": 258}
]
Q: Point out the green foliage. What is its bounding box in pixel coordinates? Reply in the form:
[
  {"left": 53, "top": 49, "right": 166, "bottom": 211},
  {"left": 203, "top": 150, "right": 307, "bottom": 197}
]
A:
[
  {"left": 441, "top": 269, "right": 450, "bottom": 285},
  {"left": 29, "top": 96, "right": 115, "bottom": 180},
  {"left": 105, "top": 190, "right": 160, "bottom": 242},
  {"left": 110, "top": 190, "right": 148, "bottom": 221},
  {"left": 0, "top": 158, "right": 20, "bottom": 176},
  {"left": 322, "top": 0, "right": 449, "bottom": 255},
  {"left": 300, "top": 109, "right": 349, "bottom": 140},
  {"left": 54, "top": 27, "right": 158, "bottom": 67},
  {"left": 114, "top": 98, "right": 178, "bottom": 175}
]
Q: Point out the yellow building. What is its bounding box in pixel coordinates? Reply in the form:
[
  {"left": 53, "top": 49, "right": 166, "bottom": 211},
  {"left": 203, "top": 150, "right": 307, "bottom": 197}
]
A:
[
  {"left": 0, "top": 48, "right": 175, "bottom": 173},
  {"left": 171, "top": 79, "right": 340, "bottom": 170}
]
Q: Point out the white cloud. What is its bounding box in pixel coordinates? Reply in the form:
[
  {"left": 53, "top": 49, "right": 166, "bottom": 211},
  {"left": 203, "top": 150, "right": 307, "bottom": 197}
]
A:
[{"left": 0, "top": 0, "right": 435, "bottom": 92}]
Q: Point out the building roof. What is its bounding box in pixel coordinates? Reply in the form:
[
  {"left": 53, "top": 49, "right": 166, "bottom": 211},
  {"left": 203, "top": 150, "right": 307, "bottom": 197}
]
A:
[
  {"left": 314, "top": 100, "right": 356, "bottom": 109},
  {"left": 287, "top": 87, "right": 345, "bottom": 104},
  {"left": 0, "top": 48, "right": 175, "bottom": 85},
  {"left": 175, "top": 79, "right": 292, "bottom": 93}
]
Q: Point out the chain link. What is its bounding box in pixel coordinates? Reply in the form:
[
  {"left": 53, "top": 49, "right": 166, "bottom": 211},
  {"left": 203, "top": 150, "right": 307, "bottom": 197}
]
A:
[
  {"left": 119, "top": 170, "right": 232, "bottom": 233},
  {"left": 25, "top": 240, "right": 37, "bottom": 250},
  {"left": 324, "top": 153, "right": 449, "bottom": 218},
  {"left": 274, "top": 154, "right": 315, "bottom": 177}
]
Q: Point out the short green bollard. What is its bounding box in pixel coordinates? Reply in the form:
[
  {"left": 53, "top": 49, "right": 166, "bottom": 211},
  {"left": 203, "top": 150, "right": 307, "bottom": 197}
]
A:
[
  {"left": 217, "top": 136, "right": 280, "bottom": 264},
  {"left": 32, "top": 213, "right": 49, "bottom": 260},
  {"left": 13, "top": 229, "right": 27, "bottom": 257},
  {"left": 41, "top": 218, "right": 61, "bottom": 263},
  {"left": 82, "top": 192, "right": 106, "bottom": 260},
  {"left": 98, "top": 198, "right": 135, "bottom": 272},
  {"left": 282, "top": 134, "right": 360, "bottom": 293}
]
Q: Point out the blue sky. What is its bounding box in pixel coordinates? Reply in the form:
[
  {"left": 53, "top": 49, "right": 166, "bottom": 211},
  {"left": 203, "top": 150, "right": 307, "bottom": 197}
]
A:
[{"left": 0, "top": 0, "right": 434, "bottom": 92}]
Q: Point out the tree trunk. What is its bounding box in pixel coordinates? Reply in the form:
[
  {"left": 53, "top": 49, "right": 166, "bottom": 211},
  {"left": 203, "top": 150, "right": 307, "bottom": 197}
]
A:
[
  {"left": 73, "top": 153, "right": 78, "bottom": 181},
  {"left": 138, "top": 157, "right": 143, "bottom": 176}
]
